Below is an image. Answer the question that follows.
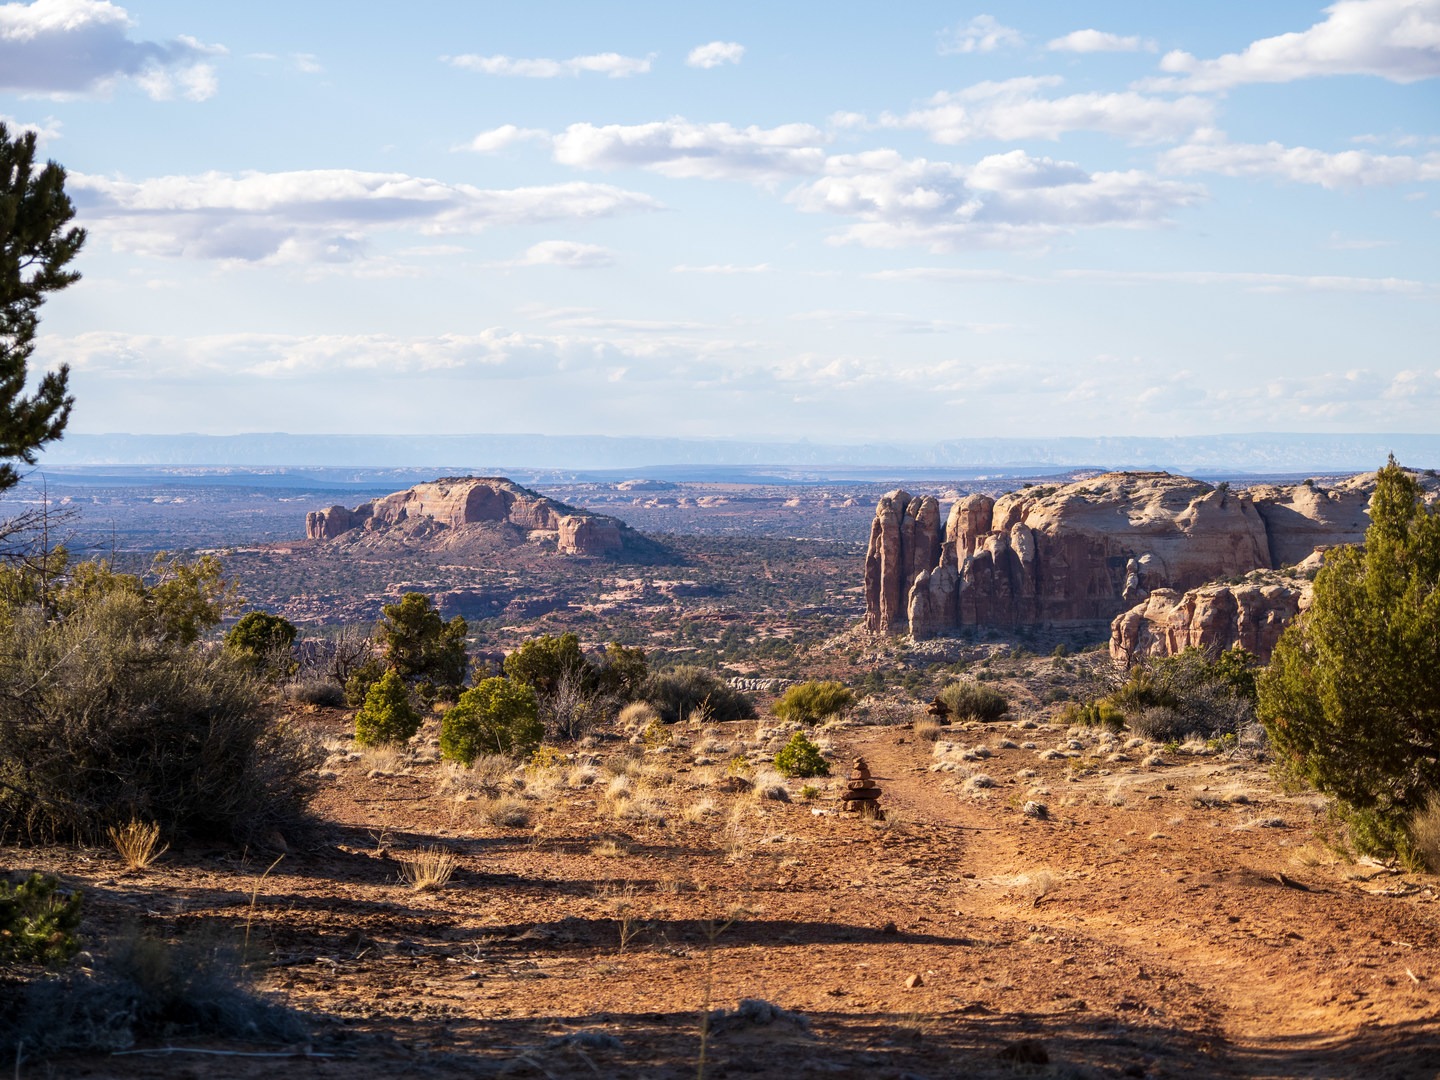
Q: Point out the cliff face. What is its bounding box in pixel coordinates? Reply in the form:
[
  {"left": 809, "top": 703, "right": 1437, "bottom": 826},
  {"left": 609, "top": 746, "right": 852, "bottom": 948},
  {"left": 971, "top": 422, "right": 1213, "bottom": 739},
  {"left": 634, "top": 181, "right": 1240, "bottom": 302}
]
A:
[
  {"left": 305, "top": 477, "right": 630, "bottom": 556},
  {"left": 1109, "top": 580, "right": 1310, "bottom": 665},
  {"left": 864, "top": 471, "right": 1379, "bottom": 640}
]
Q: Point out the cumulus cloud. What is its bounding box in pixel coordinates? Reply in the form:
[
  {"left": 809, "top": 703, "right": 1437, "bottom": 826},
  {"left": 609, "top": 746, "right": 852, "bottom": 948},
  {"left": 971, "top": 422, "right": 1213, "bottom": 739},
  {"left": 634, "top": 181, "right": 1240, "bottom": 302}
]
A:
[
  {"left": 1159, "top": 132, "right": 1440, "bottom": 188},
  {"left": 687, "top": 40, "right": 744, "bottom": 68},
  {"left": 788, "top": 148, "right": 1205, "bottom": 251},
  {"left": 873, "top": 76, "right": 1212, "bottom": 144},
  {"left": 0, "top": 0, "right": 223, "bottom": 99},
  {"left": 517, "top": 240, "right": 615, "bottom": 269},
  {"left": 939, "top": 14, "right": 1024, "bottom": 55},
  {"left": 446, "top": 51, "right": 652, "bottom": 78},
  {"left": 551, "top": 119, "right": 827, "bottom": 181},
  {"left": 1047, "top": 29, "right": 1156, "bottom": 53},
  {"left": 69, "top": 168, "right": 662, "bottom": 262},
  {"left": 1149, "top": 0, "right": 1440, "bottom": 90}
]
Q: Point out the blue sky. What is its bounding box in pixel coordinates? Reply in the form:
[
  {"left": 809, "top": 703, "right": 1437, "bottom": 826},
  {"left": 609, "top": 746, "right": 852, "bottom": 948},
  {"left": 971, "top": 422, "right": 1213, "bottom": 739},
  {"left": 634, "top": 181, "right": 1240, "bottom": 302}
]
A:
[{"left": 3, "top": 0, "right": 1438, "bottom": 441}]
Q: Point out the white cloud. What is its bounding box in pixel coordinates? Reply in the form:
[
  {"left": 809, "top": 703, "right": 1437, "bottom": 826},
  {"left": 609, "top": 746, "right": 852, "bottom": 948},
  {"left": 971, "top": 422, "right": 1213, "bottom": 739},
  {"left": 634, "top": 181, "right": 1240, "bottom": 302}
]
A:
[
  {"left": 1150, "top": 0, "right": 1440, "bottom": 90},
  {"left": 0, "top": 0, "right": 223, "bottom": 99},
  {"left": 1047, "top": 29, "right": 1156, "bottom": 53},
  {"left": 876, "top": 77, "right": 1212, "bottom": 144},
  {"left": 551, "top": 118, "right": 826, "bottom": 181},
  {"left": 671, "top": 262, "right": 772, "bottom": 274},
  {"left": 1058, "top": 268, "right": 1431, "bottom": 293},
  {"left": 69, "top": 168, "right": 662, "bottom": 262},
  {"left": 939, "top": 14, "right": 1024, "bottom": 55},
  {"left": 517, "top": 240, "right": 615, "bottom": 269},
  {"left": 687, "top": 40, "right": 744, "bottom": 68},
  {"left": 461, "top": 124, "right": 550, "bottom": 152},
  {"left": 0, "top": 111, "right": 61, "bottom": 144},
  {"left": 446, "top": 51, "right": 652, "bottom": 78},
  {"left": 788, "top": 148, "right": 1205, "bottom": 251},
  {"left": 1159, "top": 132, "right": 1440, "bottom": 188}
]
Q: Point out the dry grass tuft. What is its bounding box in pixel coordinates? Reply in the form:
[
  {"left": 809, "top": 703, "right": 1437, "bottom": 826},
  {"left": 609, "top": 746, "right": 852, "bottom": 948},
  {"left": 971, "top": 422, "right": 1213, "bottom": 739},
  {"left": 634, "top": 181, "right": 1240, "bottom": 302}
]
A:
[
  {"left": 108, "top": 818, "right": 168, "bottom": 871},
  {"left": 396, "top": 846, "right": 459, "bottom": 891},
  {"left": 912, "top": 717, "right": 944, "bottom": 742},
  {"left": 1410, "top": 796, "right": 1440, "bottom": 872},
  {"left": 478, "top": 795, "right": 532, "bottom": 828}
]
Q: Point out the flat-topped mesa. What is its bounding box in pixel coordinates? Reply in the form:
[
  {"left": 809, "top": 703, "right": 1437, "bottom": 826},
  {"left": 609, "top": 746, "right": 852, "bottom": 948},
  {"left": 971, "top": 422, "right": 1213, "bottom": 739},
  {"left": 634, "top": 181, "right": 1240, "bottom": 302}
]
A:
[
  {"left": 866, "top": 470, "right": 1382, "bottom": 640},
  {"left": 305, "top": 476, "right": 629, "bottom": 556}
]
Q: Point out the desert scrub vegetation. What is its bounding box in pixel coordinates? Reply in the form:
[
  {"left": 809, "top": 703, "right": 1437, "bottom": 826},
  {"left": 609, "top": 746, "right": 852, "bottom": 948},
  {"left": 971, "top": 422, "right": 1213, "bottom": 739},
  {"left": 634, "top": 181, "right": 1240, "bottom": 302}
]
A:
[
  {"left": 936, "top": 680, "right": 1010, "bottom": 723},
  {"left": 0, "top": 873, "right": 83, "bottom": 966},
  {"left": 1260, "top": 459, "right": 1440, "bottom": 865},
  {"left": 773, "top": 731, "right": 829, "bottom": 778},
  {"left": 643, "top": 664, "right": 756, "bottom": 724},
  {"left": 772, "top": 680, "right": 854, "bottom": 725},
  {"left": 0, "top": 555, "right": 320, "bottom": 844},
  {"left": 1109, "top": 646, "right": 1259, "bottom": 744},
  {"left": 353, "top": 668, "right": 423, "bottom": 746},
  {"left": 440, "top": 677, "right": 543, "bottom": 763}
]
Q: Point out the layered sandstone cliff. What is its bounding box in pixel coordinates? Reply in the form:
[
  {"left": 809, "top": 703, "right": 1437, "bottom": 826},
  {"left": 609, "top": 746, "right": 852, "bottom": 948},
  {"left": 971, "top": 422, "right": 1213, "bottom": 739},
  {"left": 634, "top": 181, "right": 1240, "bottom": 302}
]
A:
[
  {"left": 305, "top": 477, "right": 634, "bottom": 556},
  {"left": 1109, "top": 578, "right": 1310, "bottom": 665},
  {"left": 865, "top": 471, "right": 1379, "bottom": 640}
]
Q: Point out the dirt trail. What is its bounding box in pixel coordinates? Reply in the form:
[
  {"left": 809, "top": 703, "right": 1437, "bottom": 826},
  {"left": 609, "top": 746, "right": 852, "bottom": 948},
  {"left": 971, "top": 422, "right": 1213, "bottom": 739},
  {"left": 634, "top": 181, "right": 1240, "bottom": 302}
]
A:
[
  {"left": 18, "top": 712, "right": 1440, "bottom": 1079},
  {"left": 855, "top": 725, "right": 1440, "bottom": 1076}
]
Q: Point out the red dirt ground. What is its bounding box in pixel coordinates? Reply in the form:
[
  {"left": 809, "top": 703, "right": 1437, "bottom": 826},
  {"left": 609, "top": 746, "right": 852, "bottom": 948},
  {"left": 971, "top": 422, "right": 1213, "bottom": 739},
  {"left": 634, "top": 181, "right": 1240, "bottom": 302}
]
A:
[{"left": 11, "top": 710, "right": 1440, "bottom": 1079}]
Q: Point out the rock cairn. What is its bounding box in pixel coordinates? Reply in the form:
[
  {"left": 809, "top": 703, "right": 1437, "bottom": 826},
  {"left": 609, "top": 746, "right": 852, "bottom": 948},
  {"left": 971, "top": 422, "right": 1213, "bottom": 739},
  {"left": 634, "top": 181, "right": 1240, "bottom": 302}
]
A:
[{"left": 841, "top": 757, "right": 884, "bottom": 820}]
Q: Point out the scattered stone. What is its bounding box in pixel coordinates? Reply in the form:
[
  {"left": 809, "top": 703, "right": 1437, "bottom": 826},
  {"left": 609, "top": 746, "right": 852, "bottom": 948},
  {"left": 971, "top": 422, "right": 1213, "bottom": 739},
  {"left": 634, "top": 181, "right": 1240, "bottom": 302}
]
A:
[{"left": 904, "top": 973, "right": 924, "bottom": 989}]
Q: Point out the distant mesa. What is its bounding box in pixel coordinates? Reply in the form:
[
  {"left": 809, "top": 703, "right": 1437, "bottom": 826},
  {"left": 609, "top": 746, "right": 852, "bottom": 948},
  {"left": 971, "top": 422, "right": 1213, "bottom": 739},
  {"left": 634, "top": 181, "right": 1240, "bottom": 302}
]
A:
[
  {"left": 305, "top": 476, "right": 645, "bottom": 557},
  {"left": 864, "top": 469, "right": 1427, "bottom": 661}
]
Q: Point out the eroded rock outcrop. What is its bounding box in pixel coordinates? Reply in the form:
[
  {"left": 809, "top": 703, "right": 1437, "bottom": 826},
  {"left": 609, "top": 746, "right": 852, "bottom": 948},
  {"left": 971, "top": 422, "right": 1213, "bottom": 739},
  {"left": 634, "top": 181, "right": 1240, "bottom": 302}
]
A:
[
  {"left": 865, "top": 470, "right": 1386, "bottom": 640},
  {"left": 306, "top": 477, "right": 636, "bottom": 556},
  {"left": 1109, "top": 579, "right": 1310, "bottom": 665},
  {"left": 863, "top": 490, "right": 941, "bottom": 632}
]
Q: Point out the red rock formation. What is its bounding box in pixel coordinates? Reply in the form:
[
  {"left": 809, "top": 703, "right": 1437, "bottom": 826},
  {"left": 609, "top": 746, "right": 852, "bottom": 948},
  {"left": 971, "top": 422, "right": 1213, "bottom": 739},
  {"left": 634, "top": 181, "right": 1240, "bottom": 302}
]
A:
[
  {"left": 305, "top": 476, "right": 628, "bottom": 556},
  {"left": 867, "top": 471, "right": 1373, "bottom": 639},
  {"left": 1109, "top": 580, "right": 1309, "bottom": 664},
  {"left": 864, "top": 490, "right": 941, "bottom": 632}
]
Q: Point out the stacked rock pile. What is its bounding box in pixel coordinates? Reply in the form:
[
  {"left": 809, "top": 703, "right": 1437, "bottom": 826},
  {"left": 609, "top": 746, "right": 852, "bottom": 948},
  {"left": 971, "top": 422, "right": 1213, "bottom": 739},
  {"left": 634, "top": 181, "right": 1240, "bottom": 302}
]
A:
[{"left": 841, "top": 757, "right": 884, "bottom": 820}]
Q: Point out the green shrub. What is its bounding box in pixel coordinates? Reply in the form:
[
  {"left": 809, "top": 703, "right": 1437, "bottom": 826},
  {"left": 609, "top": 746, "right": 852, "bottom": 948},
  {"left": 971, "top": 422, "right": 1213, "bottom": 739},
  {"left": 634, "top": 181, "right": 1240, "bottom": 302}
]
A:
[
  {"left": 353, "top": 669, "right": 421, "bottom": 747},
  {"left": 773, "top": 732, "right": 830, "bottom": 778},
  {"left": 376, "top": 593, "right": 468, "bottom": 703},
  {"left": 343, "top": 656, "right": 386, "bottom": 708},
  {"left": 772, "top": 680, "right": 854, "bottom": 725},
  {"left": 440, "top": 678, "right": 542, "bottom": 764},
  {"left": 1259, "top": 458, "right": 1440, "bottom": 863},
  {"left": 0, "top": 580, "right": 319, "bottom": 845},
  {"left": 224, "top": 611, "right": 297, "bottom": 680},
  {"left": 1064, "top": 700, "right": 1125, "bottom": 731},
  {"left": 642, "top": 665, "right": 756, "bottom": 724},
  {"left": 937, "top": 680, "right": 1010, "bottom": 723},
  {"left": 0, "top": 874, "right": 82, "bottom": 966},
  {"left": 504, "top": 632, "right": 591, "bottom": 696}
]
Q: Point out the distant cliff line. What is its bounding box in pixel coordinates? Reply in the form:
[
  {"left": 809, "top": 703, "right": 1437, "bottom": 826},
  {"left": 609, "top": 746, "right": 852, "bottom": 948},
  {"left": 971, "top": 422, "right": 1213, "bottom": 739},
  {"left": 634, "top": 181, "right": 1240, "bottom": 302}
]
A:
[{"left": 37, "top": 432, "right": 1440, "bottom": 473}]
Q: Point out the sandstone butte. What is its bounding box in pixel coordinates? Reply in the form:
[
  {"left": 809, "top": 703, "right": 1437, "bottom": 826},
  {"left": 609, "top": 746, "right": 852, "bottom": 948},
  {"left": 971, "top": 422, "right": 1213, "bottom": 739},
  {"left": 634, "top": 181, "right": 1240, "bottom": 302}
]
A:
[
  {"left": 862, "top": 470, "right": 1417, "bottom": 662},
  {"left": 305, "top": 476, "right": 632, "bottom": 557}
]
